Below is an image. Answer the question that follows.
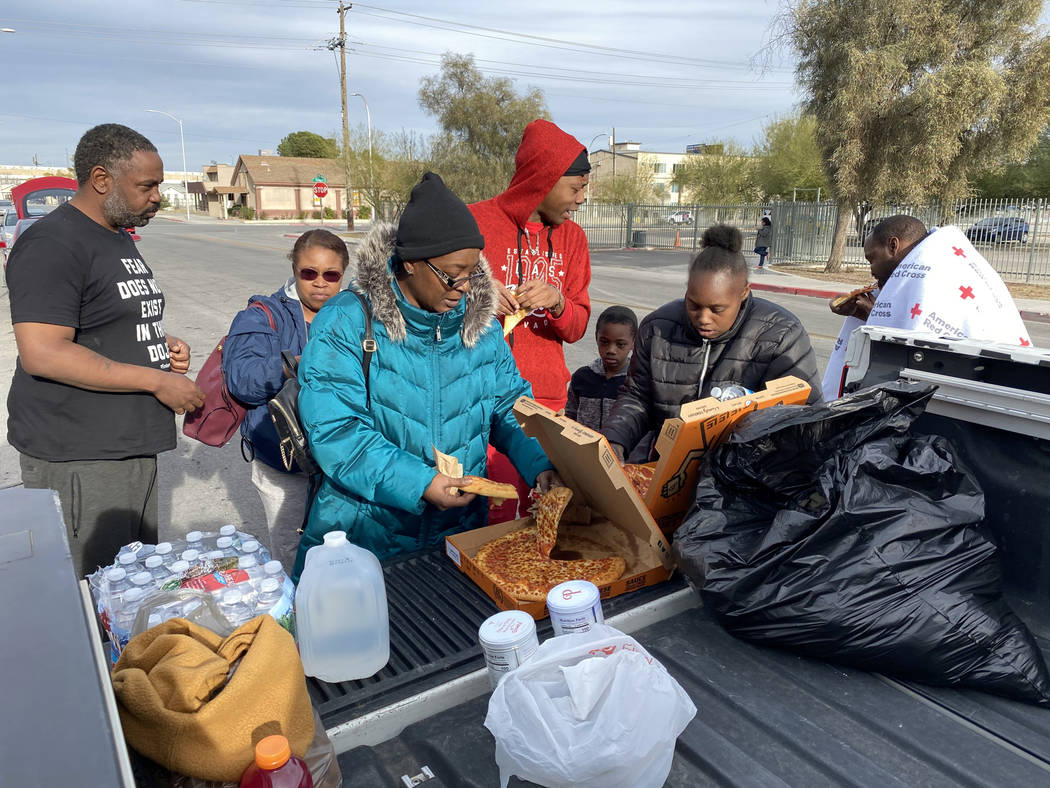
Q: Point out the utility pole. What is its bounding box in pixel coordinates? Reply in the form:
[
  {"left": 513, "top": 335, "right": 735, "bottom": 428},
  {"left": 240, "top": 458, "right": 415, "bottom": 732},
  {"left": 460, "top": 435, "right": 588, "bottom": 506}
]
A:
[
  {"left": 611, "top": 126, "right": 616, "bottom": 180},
  {"left": 336, "top": 2, "right": 353, "bottom": 230}
]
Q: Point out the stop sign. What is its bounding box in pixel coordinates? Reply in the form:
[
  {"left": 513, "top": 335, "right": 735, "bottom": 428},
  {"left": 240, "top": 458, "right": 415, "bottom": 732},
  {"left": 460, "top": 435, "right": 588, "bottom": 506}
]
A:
[{"left": 313, "top": 182, "right": 329, "bottom": 198}]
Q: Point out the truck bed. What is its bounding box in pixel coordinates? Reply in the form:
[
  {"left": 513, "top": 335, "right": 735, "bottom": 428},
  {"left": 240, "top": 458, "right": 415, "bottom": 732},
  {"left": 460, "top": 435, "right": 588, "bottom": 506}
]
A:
[{"left": 334, "top": 598, "right": 1050, "bottom": 787}]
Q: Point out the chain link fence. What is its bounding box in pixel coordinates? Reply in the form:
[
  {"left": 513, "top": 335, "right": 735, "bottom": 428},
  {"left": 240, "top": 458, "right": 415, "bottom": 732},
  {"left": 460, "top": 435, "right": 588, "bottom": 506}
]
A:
[{"left": 577, "top": 198, "right": 1050, "bottom": 283}]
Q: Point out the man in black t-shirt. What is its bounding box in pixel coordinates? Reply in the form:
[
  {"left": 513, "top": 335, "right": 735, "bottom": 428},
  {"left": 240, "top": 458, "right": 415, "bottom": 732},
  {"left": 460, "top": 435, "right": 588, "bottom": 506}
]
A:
[{"left": 6, "top": 123, "right": 205, "bottom": 577}]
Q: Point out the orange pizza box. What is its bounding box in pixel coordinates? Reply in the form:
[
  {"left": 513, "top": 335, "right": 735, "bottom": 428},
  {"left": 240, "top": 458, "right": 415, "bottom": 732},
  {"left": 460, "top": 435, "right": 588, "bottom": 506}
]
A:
[
  {"left": 445, "top": 396, "right": 674, "bottom": 619},
  {"left": 644, "top": 376, "right": 811, "bottom": 534}
]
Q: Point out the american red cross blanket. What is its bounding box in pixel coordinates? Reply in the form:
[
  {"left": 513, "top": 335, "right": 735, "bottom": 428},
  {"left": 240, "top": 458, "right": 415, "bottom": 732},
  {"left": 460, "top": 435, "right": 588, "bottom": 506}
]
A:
[{"left": 821, "top": 225, "right": 1032, "bottom": 399}]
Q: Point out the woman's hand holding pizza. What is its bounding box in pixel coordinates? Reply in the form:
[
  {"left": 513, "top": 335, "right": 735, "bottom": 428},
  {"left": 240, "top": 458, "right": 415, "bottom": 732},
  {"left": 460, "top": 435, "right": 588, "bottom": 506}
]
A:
[
  {"left": 534, "top": 469, "right": 564, "bottom": 493},
  {"left": 495, "top": 283, "right": 521, "bottom": 317},
  {"left": 516, "top": 280, "right": 564, "bottom": 316},
  {"left": 424, "top": 473, "right": 476, "bottom": 510}
]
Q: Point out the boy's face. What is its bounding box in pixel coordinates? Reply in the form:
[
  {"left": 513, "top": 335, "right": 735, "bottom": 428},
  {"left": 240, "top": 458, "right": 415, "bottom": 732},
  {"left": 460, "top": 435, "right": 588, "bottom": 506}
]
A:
[{"left": 596, "top": 321, "right": 634, "bottom": 376}]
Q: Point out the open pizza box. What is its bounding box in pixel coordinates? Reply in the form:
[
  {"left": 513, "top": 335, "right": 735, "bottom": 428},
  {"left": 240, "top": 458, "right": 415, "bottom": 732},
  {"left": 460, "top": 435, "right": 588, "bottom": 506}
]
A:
[
  {"left": 642, "top": 376, "right": 811, "bottom": 534},
  {"left": 445, "top": 397, "right": 675, "bottom": 619}
]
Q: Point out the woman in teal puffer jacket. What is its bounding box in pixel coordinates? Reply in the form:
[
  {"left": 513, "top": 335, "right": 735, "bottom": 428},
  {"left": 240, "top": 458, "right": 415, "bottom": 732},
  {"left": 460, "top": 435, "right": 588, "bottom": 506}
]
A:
[{"left": 292, "top": 173, "right": 558, "bottom": 580}]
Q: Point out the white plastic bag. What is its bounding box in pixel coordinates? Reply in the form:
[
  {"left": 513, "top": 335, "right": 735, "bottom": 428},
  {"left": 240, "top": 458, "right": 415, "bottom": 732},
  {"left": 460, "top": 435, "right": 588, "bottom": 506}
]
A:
[{"left": 484, "top": 624, "right": 697, "bottom": 788}]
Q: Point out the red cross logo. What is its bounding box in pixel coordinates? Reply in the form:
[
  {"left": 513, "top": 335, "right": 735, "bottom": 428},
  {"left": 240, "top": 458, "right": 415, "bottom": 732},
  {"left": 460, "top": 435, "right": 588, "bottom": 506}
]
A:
[
  {"left": 953, "top": 246, "right": 966, "bottom": 257},
  {"left": 959, "top": 286, "right": 975, "bottom": 300},
  {"left": 1020, "top": 338, "right": 1031, "bottom": 347},
  {"left": 910, "top": 303, "right": 922, "bottom": 319}
]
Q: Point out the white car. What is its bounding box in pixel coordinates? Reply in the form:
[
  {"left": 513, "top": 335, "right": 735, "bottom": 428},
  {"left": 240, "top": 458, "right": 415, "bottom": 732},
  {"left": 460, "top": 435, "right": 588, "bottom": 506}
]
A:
[{"left": 666, "top": 210, "right": 693, "bottom": 225}]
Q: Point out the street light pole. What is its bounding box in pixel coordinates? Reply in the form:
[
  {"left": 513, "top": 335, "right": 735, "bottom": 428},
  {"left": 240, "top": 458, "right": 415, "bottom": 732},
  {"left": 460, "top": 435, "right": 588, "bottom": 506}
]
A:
[
  {"left": 146, "top": 109, "right": 191, "bottom": 222},
  {"left": 350, "top": 92, "right": 373, "bottom": 218}
]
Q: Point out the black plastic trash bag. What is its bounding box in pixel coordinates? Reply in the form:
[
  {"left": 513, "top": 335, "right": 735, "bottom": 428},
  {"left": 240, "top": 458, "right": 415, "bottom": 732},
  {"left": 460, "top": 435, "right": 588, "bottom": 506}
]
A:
[{"left": 673, "top": 381, "right": 1050, "bottom": 707}]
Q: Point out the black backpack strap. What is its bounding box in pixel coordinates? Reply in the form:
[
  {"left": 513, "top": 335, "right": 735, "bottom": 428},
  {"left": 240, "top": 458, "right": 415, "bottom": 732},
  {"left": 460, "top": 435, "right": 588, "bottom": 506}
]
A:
[{"left": 350, "top": 290, "right": 375, "bottom": 409}]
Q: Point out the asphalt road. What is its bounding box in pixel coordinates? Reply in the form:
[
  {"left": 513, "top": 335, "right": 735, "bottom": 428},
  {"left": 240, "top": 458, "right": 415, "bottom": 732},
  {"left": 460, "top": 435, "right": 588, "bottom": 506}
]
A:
[{"left": 2, "top": 219, "right": 1049, "bottom": 548}]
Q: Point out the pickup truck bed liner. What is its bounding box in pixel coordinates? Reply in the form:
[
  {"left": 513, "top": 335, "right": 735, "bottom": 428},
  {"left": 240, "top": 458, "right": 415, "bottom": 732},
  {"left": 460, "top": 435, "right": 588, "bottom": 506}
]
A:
[{"left": 336, "top": 604, "right": 1050, "bottom": 786}]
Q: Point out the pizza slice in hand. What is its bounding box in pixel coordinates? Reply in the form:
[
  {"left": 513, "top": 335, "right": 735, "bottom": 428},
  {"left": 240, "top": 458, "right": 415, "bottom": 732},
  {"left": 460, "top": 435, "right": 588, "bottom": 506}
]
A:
[
  {"left": 536, "top": 486, "right": 573, "bottom": 559},
  {"left": 623, "top": 463, "right": 656, "bottom": 499},
  {"left": 503, "top": 307, "right": 528, "bottom": 337},
  {"left": 459, "top": 477, "right": 518, "bottom": 507}
]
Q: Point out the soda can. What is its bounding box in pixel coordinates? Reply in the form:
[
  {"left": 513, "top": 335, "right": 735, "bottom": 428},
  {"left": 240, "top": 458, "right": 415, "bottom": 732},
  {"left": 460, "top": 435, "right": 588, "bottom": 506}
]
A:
[
  {"left": 478, "top": 610, "right": 539, "bottom": 689},
  {"left": 547, "top": 580, "right": 604, "bottom": 636}
]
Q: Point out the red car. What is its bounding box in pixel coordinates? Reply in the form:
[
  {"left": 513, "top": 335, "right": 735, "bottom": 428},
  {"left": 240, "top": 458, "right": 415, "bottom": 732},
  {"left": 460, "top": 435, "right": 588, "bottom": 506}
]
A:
[{"left": 3, "top": 177, "right": 140, "bottom": 273}]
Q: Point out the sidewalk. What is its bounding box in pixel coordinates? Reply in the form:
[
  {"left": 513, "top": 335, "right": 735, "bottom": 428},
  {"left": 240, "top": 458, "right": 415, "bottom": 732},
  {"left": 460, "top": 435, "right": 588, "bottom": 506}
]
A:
[{"left": 751, "top": 266, "right": 1050, "bottom": 324}]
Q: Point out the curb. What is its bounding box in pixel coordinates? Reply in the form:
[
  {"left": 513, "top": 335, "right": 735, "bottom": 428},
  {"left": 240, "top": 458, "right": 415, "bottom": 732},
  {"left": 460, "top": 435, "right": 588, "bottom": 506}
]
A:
[{"left": 750, "top": 281, "right": 1050, "bottom": 325}]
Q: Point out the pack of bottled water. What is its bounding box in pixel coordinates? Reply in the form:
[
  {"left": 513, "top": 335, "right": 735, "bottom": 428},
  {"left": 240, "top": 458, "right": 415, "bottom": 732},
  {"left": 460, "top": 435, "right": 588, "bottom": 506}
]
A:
[{"left": 87, "top": 525, "right": 296, "bottom": 662}]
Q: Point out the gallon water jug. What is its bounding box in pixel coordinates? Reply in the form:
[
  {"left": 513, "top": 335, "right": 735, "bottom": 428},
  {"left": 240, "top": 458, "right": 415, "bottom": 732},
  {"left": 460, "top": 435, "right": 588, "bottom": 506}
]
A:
[{"left": 295, "top": 531, "right": 389, "bottom": 682}]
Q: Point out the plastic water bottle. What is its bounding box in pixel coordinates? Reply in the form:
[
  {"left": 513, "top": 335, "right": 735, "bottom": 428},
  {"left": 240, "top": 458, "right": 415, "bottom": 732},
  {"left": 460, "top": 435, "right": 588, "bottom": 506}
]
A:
[
  {"left": 181, "top": 549, "right": 200, "bottom": 565},
  {"left": 185, "top": 531, "right": 204, "bottom": 551},
  {"left": 255, "top": 578, "right": 283, "bottom": 614},
  {"left": 115, "top": 587, "right": 146, "bottom": 632},
  {"left": 240, "top": 539, "right": 261, "bottom": 557},
  {"left": 168, "top": 559, "right": 190, "bottom": 578},
  {"left": 216, "top": 536, "right": 236, "bottom": 556},
  {"left": 238, "top": 555, "right": 259, "bottom": 570},
  {"left": 154, "top": 542, "right": 174, "bottom": 566},
  {"left": 263, "top": 560, "right": 284, "bottom": 578},
  {"left": 219, "top": 524, "right": 237, "bottom": 540},
  {"left": 144, "top": 555, "right": 167, "bottom": 582},
  {"left": 130, "top": 571, "right": 153, "bottom": 591},
  {"left": 116, "top": 551, "right": 138, "bottom": 571},
  {"left": 239, "top": 734, "right": 312, "bottom": 788},
  {"left": 295, "top": 531, "right": 389, "bottom": 682},
  {"left": 220, "top": 589, "right": 253, "bottom": 627},
  {"left": 104, "top": 567, "right": 130, "bottom": 606}
]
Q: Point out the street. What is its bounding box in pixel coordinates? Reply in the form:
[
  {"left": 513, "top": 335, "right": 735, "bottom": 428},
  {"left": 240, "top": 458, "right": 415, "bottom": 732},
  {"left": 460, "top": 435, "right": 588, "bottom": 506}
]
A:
[{"left": 3, "top": 219, "right": 1049, "bottom": 545}]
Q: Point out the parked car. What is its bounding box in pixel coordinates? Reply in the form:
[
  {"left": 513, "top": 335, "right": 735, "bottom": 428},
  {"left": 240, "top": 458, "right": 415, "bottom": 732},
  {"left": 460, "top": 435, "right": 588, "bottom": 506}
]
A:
[
  {"left": 965, "top": 216, "right": 1030, "bottom": 244},
  {"left": 3, "top": 176, "right": 78, "bottom": 276},
  {"left": 666, "top": 210, "right": 693, "bottom": 225},
  {"left": 0, "top": 207, "right": 17, "bottom": 264}
]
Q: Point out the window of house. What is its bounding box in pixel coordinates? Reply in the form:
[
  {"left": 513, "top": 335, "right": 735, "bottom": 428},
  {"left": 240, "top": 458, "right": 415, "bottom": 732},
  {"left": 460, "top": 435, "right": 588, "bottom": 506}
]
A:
[
  {"left": 671, "top": 182, "right": 679, "bottom": 194},
  {"left": 652, "top": 163, "right": 666, "bottom": 174}
]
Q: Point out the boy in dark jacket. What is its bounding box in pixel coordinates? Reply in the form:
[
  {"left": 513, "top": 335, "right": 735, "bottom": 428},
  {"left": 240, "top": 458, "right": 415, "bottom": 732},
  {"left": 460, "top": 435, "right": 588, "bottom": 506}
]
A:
[
  {"left": 566, "top": 305, "right": 637, "bottom": 431},
  {"left": 603, "top": 224, "right": 822, "bottom": 460}
]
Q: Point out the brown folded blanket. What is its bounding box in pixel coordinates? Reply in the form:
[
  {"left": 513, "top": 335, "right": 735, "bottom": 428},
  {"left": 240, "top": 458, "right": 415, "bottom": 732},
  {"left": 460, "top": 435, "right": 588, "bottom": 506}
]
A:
[{"left": 111, "top": 616, "right": 314, "bottom": 783}]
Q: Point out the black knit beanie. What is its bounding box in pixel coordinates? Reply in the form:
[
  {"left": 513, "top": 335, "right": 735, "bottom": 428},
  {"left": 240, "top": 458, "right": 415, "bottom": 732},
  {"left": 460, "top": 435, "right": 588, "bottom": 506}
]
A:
[
  {"left": 395, "top": 172, "right": 485, "bottom": 261},
  {"left": 564, "top": 148, "right": 590, "bottom": 176}
]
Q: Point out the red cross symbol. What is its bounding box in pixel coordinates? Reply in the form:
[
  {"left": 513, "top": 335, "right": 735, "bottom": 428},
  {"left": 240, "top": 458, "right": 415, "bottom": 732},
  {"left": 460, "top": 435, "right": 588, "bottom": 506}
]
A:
[
  {"left": 953, "top": 246, "right": 966, "bottom": 257},
  {"left": 910, "top": 303, "right": 922, "bottom": 319},
  {"left": 959, "top": 286, "right": 975, "bottom": 300},
  {"left": 1020, "top": 338, "right": 1031, "bottom": 347}
]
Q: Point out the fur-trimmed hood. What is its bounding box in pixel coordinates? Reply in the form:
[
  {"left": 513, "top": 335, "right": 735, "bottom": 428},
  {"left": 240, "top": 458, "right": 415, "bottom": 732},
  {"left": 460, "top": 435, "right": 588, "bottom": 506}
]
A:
[{"left": 352, "top": 222, "right": 498, "bottom": 348}]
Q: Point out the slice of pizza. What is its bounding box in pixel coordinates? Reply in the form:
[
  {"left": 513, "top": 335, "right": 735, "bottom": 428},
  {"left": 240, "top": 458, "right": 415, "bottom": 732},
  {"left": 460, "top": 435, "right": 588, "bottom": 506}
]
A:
[
  {"left": 459, "top": 477, "right": 518, "bottom": 507},
  {"left": 503, "top": 307, "right": 528, "bottom": 337},
  {"left": 536, "top": 486, "right": 573, "bottom": 560},
  {"left": 831, "top": 282, "right": 877, "bottom": 309},
  {"left": 622, "top": 463, "right": 656, "bottom": 499}
]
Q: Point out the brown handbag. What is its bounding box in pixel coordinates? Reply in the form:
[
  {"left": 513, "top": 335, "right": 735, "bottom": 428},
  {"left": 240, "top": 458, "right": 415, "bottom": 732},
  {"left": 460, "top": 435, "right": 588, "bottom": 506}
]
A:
[{"left": 182, "top": 301, "right": 275, "bottom": 447}]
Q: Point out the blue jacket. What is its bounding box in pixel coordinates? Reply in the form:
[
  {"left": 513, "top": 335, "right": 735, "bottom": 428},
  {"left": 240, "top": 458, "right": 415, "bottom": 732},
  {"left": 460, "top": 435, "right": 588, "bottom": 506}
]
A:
[
  {"left": 223, "top": 284, "right": 309, "bottom": 471},
  {"left": 292, "top": 223, "right": 552, "bottom": 580}
]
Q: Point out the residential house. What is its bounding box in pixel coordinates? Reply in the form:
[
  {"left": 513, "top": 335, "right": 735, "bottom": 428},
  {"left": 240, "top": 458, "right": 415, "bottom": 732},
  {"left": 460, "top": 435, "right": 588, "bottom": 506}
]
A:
[{"left": 228, "top": 155, "right": 352, "bottom": 219}]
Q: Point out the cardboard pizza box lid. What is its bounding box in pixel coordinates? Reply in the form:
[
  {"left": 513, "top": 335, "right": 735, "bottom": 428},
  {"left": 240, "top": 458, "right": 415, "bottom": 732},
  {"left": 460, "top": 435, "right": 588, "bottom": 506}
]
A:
[
  {"left": 513, "top": 397, "right": 674, "bottom": 570},
  {"left": 645, "top": 376, "right": 811, "bottom": 531}
]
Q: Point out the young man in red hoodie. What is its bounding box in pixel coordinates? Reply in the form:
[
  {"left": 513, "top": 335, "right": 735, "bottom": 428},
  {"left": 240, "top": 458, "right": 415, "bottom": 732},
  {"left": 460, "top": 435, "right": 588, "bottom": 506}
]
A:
[{"left": 470, "top": 118, "right": 593, "bottom": 521}]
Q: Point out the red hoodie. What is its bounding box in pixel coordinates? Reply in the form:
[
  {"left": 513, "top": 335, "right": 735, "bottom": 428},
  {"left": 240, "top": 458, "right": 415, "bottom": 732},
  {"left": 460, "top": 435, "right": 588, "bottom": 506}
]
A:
[{"left": 469, "top": 119, "right": 592, "bottom": 410}]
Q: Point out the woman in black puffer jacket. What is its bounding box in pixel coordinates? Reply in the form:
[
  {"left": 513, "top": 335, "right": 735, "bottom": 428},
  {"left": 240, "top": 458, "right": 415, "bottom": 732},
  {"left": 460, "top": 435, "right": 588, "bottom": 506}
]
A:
[{"left": 603, "top": 224, "right": 822, "bottom": 459}]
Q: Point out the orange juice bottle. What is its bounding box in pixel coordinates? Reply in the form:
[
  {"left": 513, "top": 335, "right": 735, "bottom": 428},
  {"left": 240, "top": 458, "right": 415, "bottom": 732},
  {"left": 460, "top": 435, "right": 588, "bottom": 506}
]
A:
[{"left": 239, "top": 735, "right": 312, "bottom": 788}]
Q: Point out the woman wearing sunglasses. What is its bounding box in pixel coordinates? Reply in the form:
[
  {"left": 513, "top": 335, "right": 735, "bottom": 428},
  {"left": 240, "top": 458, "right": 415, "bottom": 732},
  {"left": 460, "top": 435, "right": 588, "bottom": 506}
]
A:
[
  {"left": 290, "top": 172, "right": 559, "bottom": 581},
  {"left": 223, "top": 228, "right": 349, "bottom": 571}
]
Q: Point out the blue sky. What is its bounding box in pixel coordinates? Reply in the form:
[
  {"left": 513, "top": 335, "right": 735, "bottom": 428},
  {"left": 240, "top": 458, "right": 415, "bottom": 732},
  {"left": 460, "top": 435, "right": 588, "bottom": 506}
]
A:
[{"left": 0, "top": 1, "right": 879, "bottom": 169}]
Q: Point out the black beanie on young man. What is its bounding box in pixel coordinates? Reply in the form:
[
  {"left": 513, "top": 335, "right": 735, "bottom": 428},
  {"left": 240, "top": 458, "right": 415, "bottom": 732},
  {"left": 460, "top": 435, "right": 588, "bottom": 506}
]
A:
[
  {"left": 563, "top": 148, "right": 590, "bottom": 176},
  {"left": 395, "top": 172, "right": 485, "bottom": 261}
]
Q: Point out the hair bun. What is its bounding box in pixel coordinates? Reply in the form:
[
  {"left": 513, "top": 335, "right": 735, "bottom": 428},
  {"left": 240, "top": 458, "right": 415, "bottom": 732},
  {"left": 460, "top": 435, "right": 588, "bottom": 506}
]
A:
[{"left": 701, "top": 224, "right": 742, "bottom": 254}]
